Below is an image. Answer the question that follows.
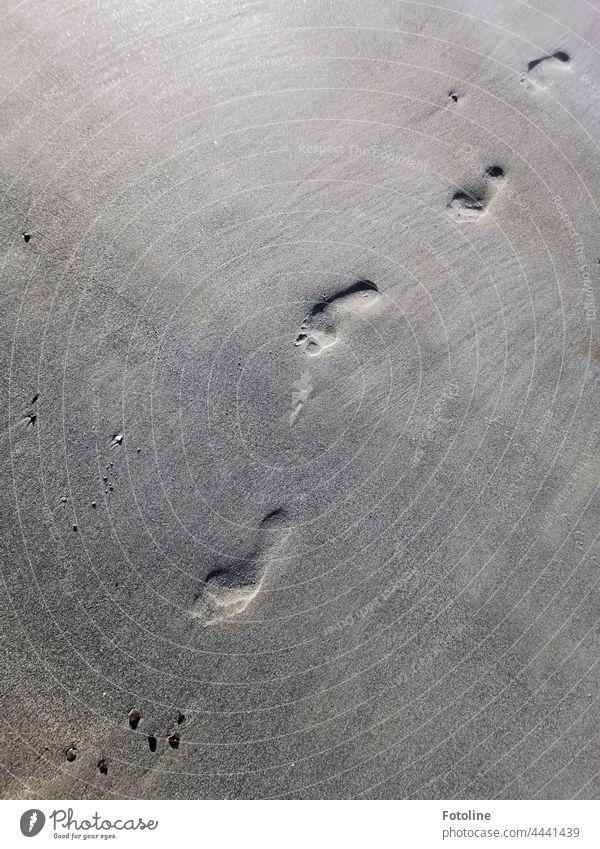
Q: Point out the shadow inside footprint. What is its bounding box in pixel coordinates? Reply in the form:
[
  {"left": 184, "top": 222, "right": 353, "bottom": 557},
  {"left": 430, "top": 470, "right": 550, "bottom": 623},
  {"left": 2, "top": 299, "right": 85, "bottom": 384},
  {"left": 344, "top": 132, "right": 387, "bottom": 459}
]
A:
[
  {"left": 447, "top": 190, "right": 486, "bottom": 221},
  {"left": 527, "top": 50, "right": 570, "bottom": 73},
  {"left": 521, "top": 50, "right": 570, "bottom": 89},
  {"left": 203, "top": 564, "right": 264, "bottom": 618},
  {"left": 294, "top": 280, "right": 380, "bottom": 356}
]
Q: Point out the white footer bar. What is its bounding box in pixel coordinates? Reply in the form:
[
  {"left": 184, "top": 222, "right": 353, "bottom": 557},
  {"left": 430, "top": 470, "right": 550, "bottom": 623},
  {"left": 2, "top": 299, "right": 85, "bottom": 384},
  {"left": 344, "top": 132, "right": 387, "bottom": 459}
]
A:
[{"left": 0, "top": 800, "right": 598, "bottom": 849}]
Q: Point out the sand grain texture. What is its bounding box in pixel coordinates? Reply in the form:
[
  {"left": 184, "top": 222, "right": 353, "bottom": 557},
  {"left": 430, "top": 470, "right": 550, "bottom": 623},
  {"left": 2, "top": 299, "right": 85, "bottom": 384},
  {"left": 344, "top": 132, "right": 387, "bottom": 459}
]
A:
[{"left": 2, "top": 0, "right": 600, "bottom": 800}]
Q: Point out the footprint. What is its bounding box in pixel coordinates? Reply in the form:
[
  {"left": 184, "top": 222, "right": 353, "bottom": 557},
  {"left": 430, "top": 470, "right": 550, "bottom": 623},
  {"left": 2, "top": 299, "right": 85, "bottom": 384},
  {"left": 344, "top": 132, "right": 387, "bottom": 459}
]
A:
[
  {"left": 447, "top": 165, "right": 505, "bottom": 222},
  {"left": 192, "top": 510, "right": 290, "bottom": 625},
  {"left": 294, "top": 280, "right": 380, "bottom": 357},
  {"left": 520, "top": 50, "right": 570, "bottom": 89}
]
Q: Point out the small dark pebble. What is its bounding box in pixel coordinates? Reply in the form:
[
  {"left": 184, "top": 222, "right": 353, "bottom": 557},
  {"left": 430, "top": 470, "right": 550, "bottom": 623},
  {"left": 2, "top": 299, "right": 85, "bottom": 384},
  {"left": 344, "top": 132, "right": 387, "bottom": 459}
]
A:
[
  {"left": 166, "top": 732, "right": 180, "bottom": 749},
  {"left": 148, "top": 735, "right": 157, "bottom": 752},
  {"left": 97, "top": 759, "right": 108, "bottom": 775},
  {"left": 66, "top": 747, "right": 77, "bottom": 762},
  {"left": 128, "top": 707, "right": 141, "bottom": 729}
]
